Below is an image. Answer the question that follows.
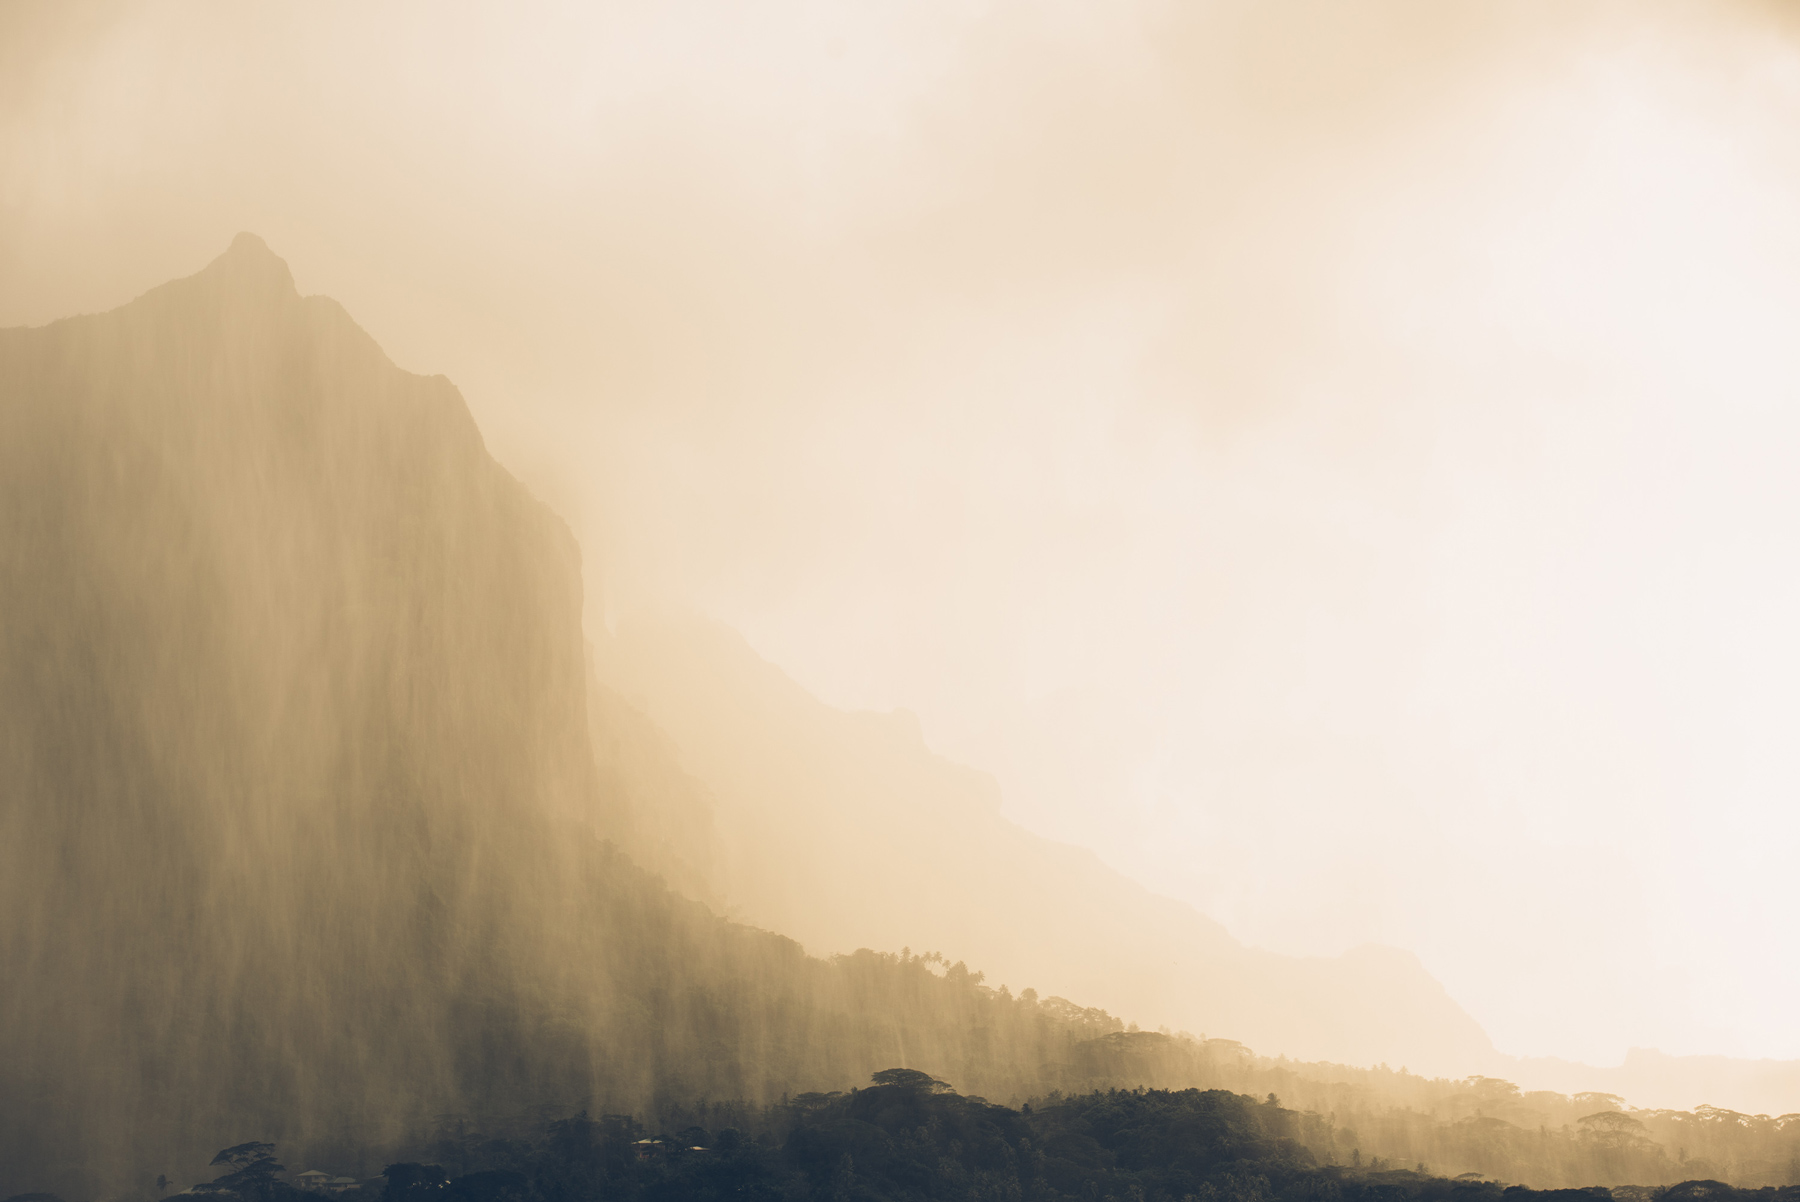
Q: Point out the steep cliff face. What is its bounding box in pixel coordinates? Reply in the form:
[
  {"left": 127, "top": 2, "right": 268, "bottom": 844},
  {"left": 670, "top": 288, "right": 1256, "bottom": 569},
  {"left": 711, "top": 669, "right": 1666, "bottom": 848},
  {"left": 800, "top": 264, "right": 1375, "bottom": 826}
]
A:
[
  {"left": 0, "top": 233, "right": 601, "bottom": 1189},
  {"left": 0, "top": 238, "right": 1149, "bottom": 1197}
]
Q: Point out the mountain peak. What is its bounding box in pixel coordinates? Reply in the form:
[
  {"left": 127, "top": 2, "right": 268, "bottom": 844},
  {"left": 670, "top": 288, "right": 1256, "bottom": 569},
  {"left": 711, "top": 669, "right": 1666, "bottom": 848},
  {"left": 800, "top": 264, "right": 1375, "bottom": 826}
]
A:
[
  {"left": 226, "top": 230, "right": 274, "bottom": 259},
  {"left": 200, "top": 231, "right": 297, "bottom": 295}
]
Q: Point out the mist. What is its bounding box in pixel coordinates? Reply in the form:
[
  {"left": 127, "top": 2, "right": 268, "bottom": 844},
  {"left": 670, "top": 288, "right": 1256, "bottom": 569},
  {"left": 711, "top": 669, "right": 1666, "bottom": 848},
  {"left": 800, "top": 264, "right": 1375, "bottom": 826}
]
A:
[{"left": 6, "top": 0, "right": 1800, "bottom": 1171}]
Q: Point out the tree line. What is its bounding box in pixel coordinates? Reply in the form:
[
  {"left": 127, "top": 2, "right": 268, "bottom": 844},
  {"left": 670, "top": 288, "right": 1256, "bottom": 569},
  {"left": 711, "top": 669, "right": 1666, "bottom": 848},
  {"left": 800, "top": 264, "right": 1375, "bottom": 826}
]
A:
[{"left": 83, "top": 1070, "right": 1799, "bottom": 1202}]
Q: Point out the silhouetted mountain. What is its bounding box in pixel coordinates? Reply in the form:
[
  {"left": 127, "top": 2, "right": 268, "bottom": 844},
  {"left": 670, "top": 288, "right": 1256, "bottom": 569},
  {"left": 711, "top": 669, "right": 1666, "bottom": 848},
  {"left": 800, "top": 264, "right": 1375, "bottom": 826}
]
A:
[
  {"left": 591, "top": 612, "right": 1497, "bottom": 1076},
  {"left": 5, "top": 236, "right": 1792, "bottom": 1201},
  {"left": 0, "top": 237, "right": 1186, "bottom": 1198}
]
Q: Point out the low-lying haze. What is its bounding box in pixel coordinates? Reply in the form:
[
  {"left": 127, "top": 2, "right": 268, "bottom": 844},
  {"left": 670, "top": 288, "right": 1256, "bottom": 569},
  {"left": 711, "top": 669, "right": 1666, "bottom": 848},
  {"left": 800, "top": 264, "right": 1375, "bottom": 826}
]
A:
[{"left": 5, "top": 0, "right": 1800, "bottom": 1067}]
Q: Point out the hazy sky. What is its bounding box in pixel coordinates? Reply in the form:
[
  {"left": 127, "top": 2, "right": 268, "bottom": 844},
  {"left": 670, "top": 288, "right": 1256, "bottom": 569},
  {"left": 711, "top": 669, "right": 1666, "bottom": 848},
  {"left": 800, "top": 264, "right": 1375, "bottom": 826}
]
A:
[{"left": 6, "top": 0, "right": 1800, "bottom": 1067}]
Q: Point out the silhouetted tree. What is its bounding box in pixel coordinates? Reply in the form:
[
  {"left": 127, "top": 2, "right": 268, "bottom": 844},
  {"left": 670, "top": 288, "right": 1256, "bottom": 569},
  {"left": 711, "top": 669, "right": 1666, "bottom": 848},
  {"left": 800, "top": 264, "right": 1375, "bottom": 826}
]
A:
[
  {"left": 193, "top": 1143, "right": 287, "bottom": 1201},
  {"left": 867, "top": 1067, "right": 952, "bottom": 1094}
]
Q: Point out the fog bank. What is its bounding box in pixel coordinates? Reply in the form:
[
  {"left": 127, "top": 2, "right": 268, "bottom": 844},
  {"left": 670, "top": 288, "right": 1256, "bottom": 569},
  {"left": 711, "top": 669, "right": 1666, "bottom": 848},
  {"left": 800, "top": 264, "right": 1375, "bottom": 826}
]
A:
[{"left": 6, "top": 0, "right": 1800, "bottom": 1065}]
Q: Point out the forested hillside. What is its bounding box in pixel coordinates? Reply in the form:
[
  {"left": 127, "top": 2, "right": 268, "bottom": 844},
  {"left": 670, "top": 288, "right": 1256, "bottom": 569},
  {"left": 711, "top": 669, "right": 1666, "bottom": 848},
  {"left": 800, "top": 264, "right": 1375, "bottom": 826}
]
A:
[
  {"left": 1036, "top": 1036, "right": 1800, "bottom": 1189},
  {"left": 165, "top": 1069, "right": 1800, "bottom": 1200}
]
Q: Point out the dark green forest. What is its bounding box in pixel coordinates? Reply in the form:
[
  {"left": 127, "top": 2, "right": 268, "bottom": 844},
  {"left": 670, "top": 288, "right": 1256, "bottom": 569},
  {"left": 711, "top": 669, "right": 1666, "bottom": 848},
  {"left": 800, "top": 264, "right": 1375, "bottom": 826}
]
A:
[{"left": 114, "top": 1070, "right": 1800, "bottom": 1202}]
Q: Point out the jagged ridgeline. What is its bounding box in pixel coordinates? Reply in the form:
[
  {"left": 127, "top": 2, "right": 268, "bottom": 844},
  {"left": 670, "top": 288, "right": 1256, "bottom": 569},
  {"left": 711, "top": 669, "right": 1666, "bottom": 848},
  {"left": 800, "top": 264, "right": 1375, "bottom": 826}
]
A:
[{"left": 0, "top": 236, "right": 1142, "bottom": 1197}]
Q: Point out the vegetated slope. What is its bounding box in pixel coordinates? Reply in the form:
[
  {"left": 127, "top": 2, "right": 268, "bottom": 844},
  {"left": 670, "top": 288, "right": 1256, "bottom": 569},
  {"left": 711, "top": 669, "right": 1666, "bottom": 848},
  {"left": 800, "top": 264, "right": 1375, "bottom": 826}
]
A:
[
  {"left": 0, "top": 237, "right": 1199, "bottom": 1199},
  {"left": 1062, "top": 1035, "right": 1800, "bottom": 1189},
  {"left": 188, "top": 1068, "right": 1800, "bottom": 1198},
  {"left": 590, "top": 613, "right": 1497, "bottom": 1078}
]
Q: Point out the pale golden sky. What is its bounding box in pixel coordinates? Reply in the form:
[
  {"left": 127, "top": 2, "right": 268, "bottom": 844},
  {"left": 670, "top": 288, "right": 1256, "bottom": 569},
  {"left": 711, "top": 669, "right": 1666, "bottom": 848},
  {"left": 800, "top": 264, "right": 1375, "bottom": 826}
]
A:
[{"left": 6, "top": 0, "right": 1800, "bottom": 1066}]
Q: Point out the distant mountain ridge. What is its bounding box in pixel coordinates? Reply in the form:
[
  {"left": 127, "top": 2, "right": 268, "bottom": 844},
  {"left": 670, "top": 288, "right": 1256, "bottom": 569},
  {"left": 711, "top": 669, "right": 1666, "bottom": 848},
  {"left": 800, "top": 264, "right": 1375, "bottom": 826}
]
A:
[
  {"left": 1507, "top": 1049, "right": 1800, "bottom": 1118},
  {"left": 591, "top": 612, "right": 1497, "bottom": 1078},
  {"left": 590, "top": 616, "right": 1800, "bottom": 1118}
]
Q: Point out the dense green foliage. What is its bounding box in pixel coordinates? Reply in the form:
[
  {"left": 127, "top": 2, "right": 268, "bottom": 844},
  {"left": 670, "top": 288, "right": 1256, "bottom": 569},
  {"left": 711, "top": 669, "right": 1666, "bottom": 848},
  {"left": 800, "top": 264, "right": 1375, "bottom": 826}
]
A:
[
  {"left": 152, "top": 1075, "right": 1800, "bottom": 1202},
  {"left": 1056, "top": 1037, "right": 1800, "bottom": 1188}
]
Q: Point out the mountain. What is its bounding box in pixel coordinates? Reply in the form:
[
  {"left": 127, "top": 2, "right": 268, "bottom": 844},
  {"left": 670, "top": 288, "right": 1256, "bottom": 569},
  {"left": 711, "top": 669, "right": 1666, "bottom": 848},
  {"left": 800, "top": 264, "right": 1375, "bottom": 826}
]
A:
[
  {"left": 6, "top": 234, "right": 1789, "bottom": 1200},
  {"left": 0, "top": 236, "right": 1193, "bottom": 1198},
  {"left": 591, "top": 612, "right": 1498, "bottom": 1078},
  {"left": 589, "top": 618, "right": 1800, "bottom": 1117}
]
